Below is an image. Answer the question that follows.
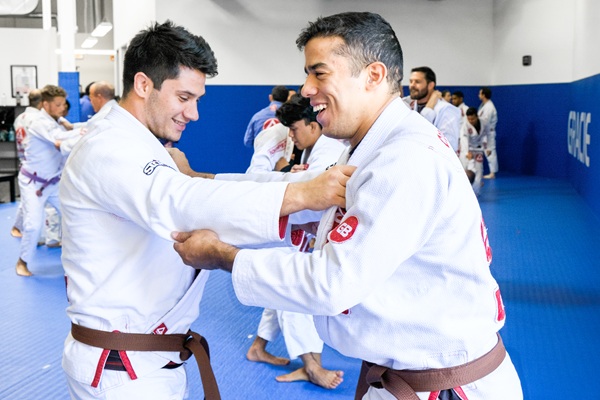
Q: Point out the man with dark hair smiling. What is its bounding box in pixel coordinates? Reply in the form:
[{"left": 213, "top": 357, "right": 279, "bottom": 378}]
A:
[
  {"left": 173, "top": 12, "right": 522, "bottom": 400},
  {"left": 60, "top": 20, "right": 353, "bottom": 399}
]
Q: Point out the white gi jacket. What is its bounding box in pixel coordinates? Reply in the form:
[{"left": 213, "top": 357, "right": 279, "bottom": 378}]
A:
[
  {"left": 478, "top": 100, "right": 498, "bottom": 148},
  {"left": 231, "top": 98, "right": 520, "bottom": 397},
  {"left": 246, "top": 123, "right": 293, "bottom": 173},
  {"left": 60, "top": 104, "right": 290, "bottom": 387},
  {"left": 59, "top": 99, "right": 118, "bottom": 157},
  {"left": 406, "top": 97, "right": 461, "bottom": 152},
  {"left": 13, "top": 106, "right": 41, "bottom": 161},
  {"left": 21, "top": 109, "right": 65, "bottom": 179},
  {"left": 299, "top": 134, "right": 346, "bottom": 170},
  {"left": 464, "top": 119, "right": 490, "bottom": 153}
]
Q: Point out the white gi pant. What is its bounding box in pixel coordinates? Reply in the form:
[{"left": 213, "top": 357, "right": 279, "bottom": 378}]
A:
[
  {"left": 469, "top": 152, "right": 484, "bottom": 196},
  {"left": 43, "top": 203, "right": 61, "bottom": 245},
  {"left": 12, "top": 202, "right": 60, "bottom": 245},
  {"left": 485, "top": 129, "right": 498, "bottom": 174},
  {"left": 18, "top": 172, "right": 61, "bottom": 263},
  {"left": 257, "top": 308, "right": 323, "bottom": 359},
  {"left": 362, "top": 353, "right": 522, "bottom": 400},
  {"left": 66, "top": 365, "right": 188, "bottom": 400},
  {"left": 12, "top": 202, "right": 23, "bottom": 232}
]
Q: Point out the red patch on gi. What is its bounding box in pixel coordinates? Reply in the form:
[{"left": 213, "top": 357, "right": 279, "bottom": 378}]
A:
[
  {"left": 437, "top": 130, "right": 450, "bottom": 148},
  {"left": 262, "top": 117, "right": 279, "bottom": 130},
  {"left": 494, "top": 288, "right": 506, "bottom": 322},
  {"left": 153, "top": 323, "right": 168, "bottom": 335},
  {"left": 328, "top": 216, "right": 359, "bottom": 243}
]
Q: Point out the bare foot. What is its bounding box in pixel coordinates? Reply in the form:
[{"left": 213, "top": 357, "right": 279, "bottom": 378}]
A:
[
  {"left": 16, "top": 259, "right": 33, "bottom": 277},
  {"left": 276, "top": 365, "right": 344, "bottom": 389},
  {"left": 246, "top": 337, "right": 290, "bottom": 366},
  {"left": 10, "top": 226, "right": 22, "bottom": 238},
  {"left": 277, "top": 353, "right": 343, "bottom": 389}
]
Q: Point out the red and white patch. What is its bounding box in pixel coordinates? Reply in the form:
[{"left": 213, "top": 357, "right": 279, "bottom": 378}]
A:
[
  {"left": 262, "top": 117, "right": 279, "bottom": 130},
  {"left": 268, "top": 138, "right": 287, "bottom": 155},
  {"left": 494, "top": 288, "right": 506, "bottom": 322},
  {"left": 153, "top": 323, "right": 168, "bottom": 335},
  {"left": 437, "top": 130, "right": 450, "bottom": 148},
  {"left": 328, "top": 216, "right": 359, "bottom": 243}
]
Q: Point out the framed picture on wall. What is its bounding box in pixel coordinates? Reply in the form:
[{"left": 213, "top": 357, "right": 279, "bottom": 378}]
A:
[{"left": 10, "top": 65, "right": 38, "bottom": 98}]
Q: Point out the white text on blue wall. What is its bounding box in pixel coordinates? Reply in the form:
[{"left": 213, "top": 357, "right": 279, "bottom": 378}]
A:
[{"left": 567, "top": 111, "right": 591, "bottom": 167}]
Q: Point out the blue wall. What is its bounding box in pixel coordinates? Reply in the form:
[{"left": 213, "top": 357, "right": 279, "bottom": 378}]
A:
[
  {"left": 176, "top": 85, "right": 298, "bottom": 174},
  {"left": 568, "top": 74, "right": 600, "bottom": 219},
  {"left": 177, "top": 78, "right": 599, "bottom": 218}
]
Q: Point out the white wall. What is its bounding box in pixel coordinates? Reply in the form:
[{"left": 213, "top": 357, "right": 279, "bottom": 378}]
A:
[
  {"left": 0, "top": 27, "right": 58, "bottom": 105},
  {"left": 572, "top": 0, "right": 600, "bottom": 82},
  {"left": 75, "top": 54, "right": 116, "bottom": 91},
  {"left": 491, "top": 0, "right": 600, "bottom": 85},
  {"left": 156, "top": 0, "right": 494, "bottom": 86},
  {"left": 113, "top": 0, "right": 156, "bottom": 50},
  {"left": 492, "top": 0, "right": 575, "bottom": 85},
  {"left": 1, "top": 0, "right": 598, "bottom": 98}
]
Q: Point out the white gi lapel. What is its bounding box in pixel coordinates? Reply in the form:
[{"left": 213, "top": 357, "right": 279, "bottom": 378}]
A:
[
  {"left": 313, "top": 98, "right": 410, "bottom": 250},
  {"left": 314, "top": 147, "right": 351, "bottom": 250}
]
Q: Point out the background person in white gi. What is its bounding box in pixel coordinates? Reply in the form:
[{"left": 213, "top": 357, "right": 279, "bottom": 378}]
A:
[
  {"left": 15, "top": 85, "right": 68, "bottom": 277},
  {"left": 11, "top": 89, "right": 42, "bottom": 238},
  {"left": 173, "top": 12, "right": 523, "bottom": 400},
  {"left": 463, "top": 107, "right": 491, "bottom": 195},
  {"left": 246, "top": 93, "right": 347, "bottom": 389},
  {"left": 246, "top": 89, "right": 297, "bottom": 174},
  {"left": 58, "top": 81, "right": 117, "bottom": 156},
  {"left": 478, "top": 87, "right": 499, "bottom": 179},
  {"left": 243, "top": 85, "right": 290, "bottom": 148},
  {"left": 12, "top": 89, "right": 63, "bottom": 246},
  {"left": 404, "top": 66, "right": 461, "bottom": 152},
  {"left": 60, "top": 21, "right": 353, "bottom": 400}
]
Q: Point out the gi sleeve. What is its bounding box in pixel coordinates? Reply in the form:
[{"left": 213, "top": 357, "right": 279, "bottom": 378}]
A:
[
  {"left": 67, "top": 133, "right": 289, "bottom": 247},
  {"left": 231, "top": 140, "right": 450, "bottom": 315}
]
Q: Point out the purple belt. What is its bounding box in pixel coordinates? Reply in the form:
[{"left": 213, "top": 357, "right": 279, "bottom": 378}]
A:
[{"left": 20, "top": 168, "right": 60, "bottom": 197}]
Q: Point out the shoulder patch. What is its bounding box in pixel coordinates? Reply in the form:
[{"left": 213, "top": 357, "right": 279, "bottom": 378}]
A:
[
  {"left": 143, "top": 160, "right": 175, "bottom": 175},
  {"left": 328, "top": 216, "right": 359, "bottom": 243}
]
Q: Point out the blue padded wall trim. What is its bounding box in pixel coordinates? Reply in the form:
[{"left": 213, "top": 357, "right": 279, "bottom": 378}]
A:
[{"left": 58, "top": 71, "right": 81, "bottom": 123}]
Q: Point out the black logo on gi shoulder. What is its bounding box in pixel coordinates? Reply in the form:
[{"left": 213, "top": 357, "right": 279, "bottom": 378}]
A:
[{"left": 143, "top": 160, "right": 175, "bottom": 175}]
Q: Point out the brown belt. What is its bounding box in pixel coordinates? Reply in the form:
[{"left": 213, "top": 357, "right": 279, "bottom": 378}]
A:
[
  {"left": 71, "top": 323, "right": 221, "bottom": 400},
  {"left": 355, "top": 334, "right": 506, "bottom": 400}
]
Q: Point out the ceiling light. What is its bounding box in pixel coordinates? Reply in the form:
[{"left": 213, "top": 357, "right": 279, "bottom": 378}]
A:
[
  {"left": 81, "top": 36, "right": 98, "bottom": 49},
  {"left": 91, "top": 21, "right": 113, "bottom": 37}
]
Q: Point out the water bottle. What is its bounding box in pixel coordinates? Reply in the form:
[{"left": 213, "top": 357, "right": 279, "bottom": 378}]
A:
[{"left": 8, "top": 127, "right": 15, "bottom": 141}]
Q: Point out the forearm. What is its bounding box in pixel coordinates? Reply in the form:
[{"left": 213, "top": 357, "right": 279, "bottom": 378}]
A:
[
  {"left": 188, "top": 171, "right": 215, "bottom": 179},
  {"left": 280, "top": 181, "right": 306, "bottom": 216},
  {"left": 208, "top": 241, "right": 239, "bottom": 273}
]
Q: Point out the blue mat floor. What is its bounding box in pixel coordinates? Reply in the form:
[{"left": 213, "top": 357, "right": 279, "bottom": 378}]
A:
[{"left": 1, "top": 175, "right": 599, "bottom": 399}]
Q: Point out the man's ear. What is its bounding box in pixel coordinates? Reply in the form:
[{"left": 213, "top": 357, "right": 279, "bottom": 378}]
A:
[
  {"left": 366, "top": 62, "right": 387, "bottom": 88},
  {"left": 132, "top": 72, "right": 154, "bottom": 99}
]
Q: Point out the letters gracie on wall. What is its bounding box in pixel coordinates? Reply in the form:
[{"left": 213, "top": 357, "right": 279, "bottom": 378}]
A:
[{"left": 567, "top": 111, "right": 591, "bottom": 167}]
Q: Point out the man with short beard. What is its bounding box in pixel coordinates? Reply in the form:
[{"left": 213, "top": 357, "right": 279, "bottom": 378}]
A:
[{"left": 405, "top": 66, "right": 461, "bottom": 152}]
